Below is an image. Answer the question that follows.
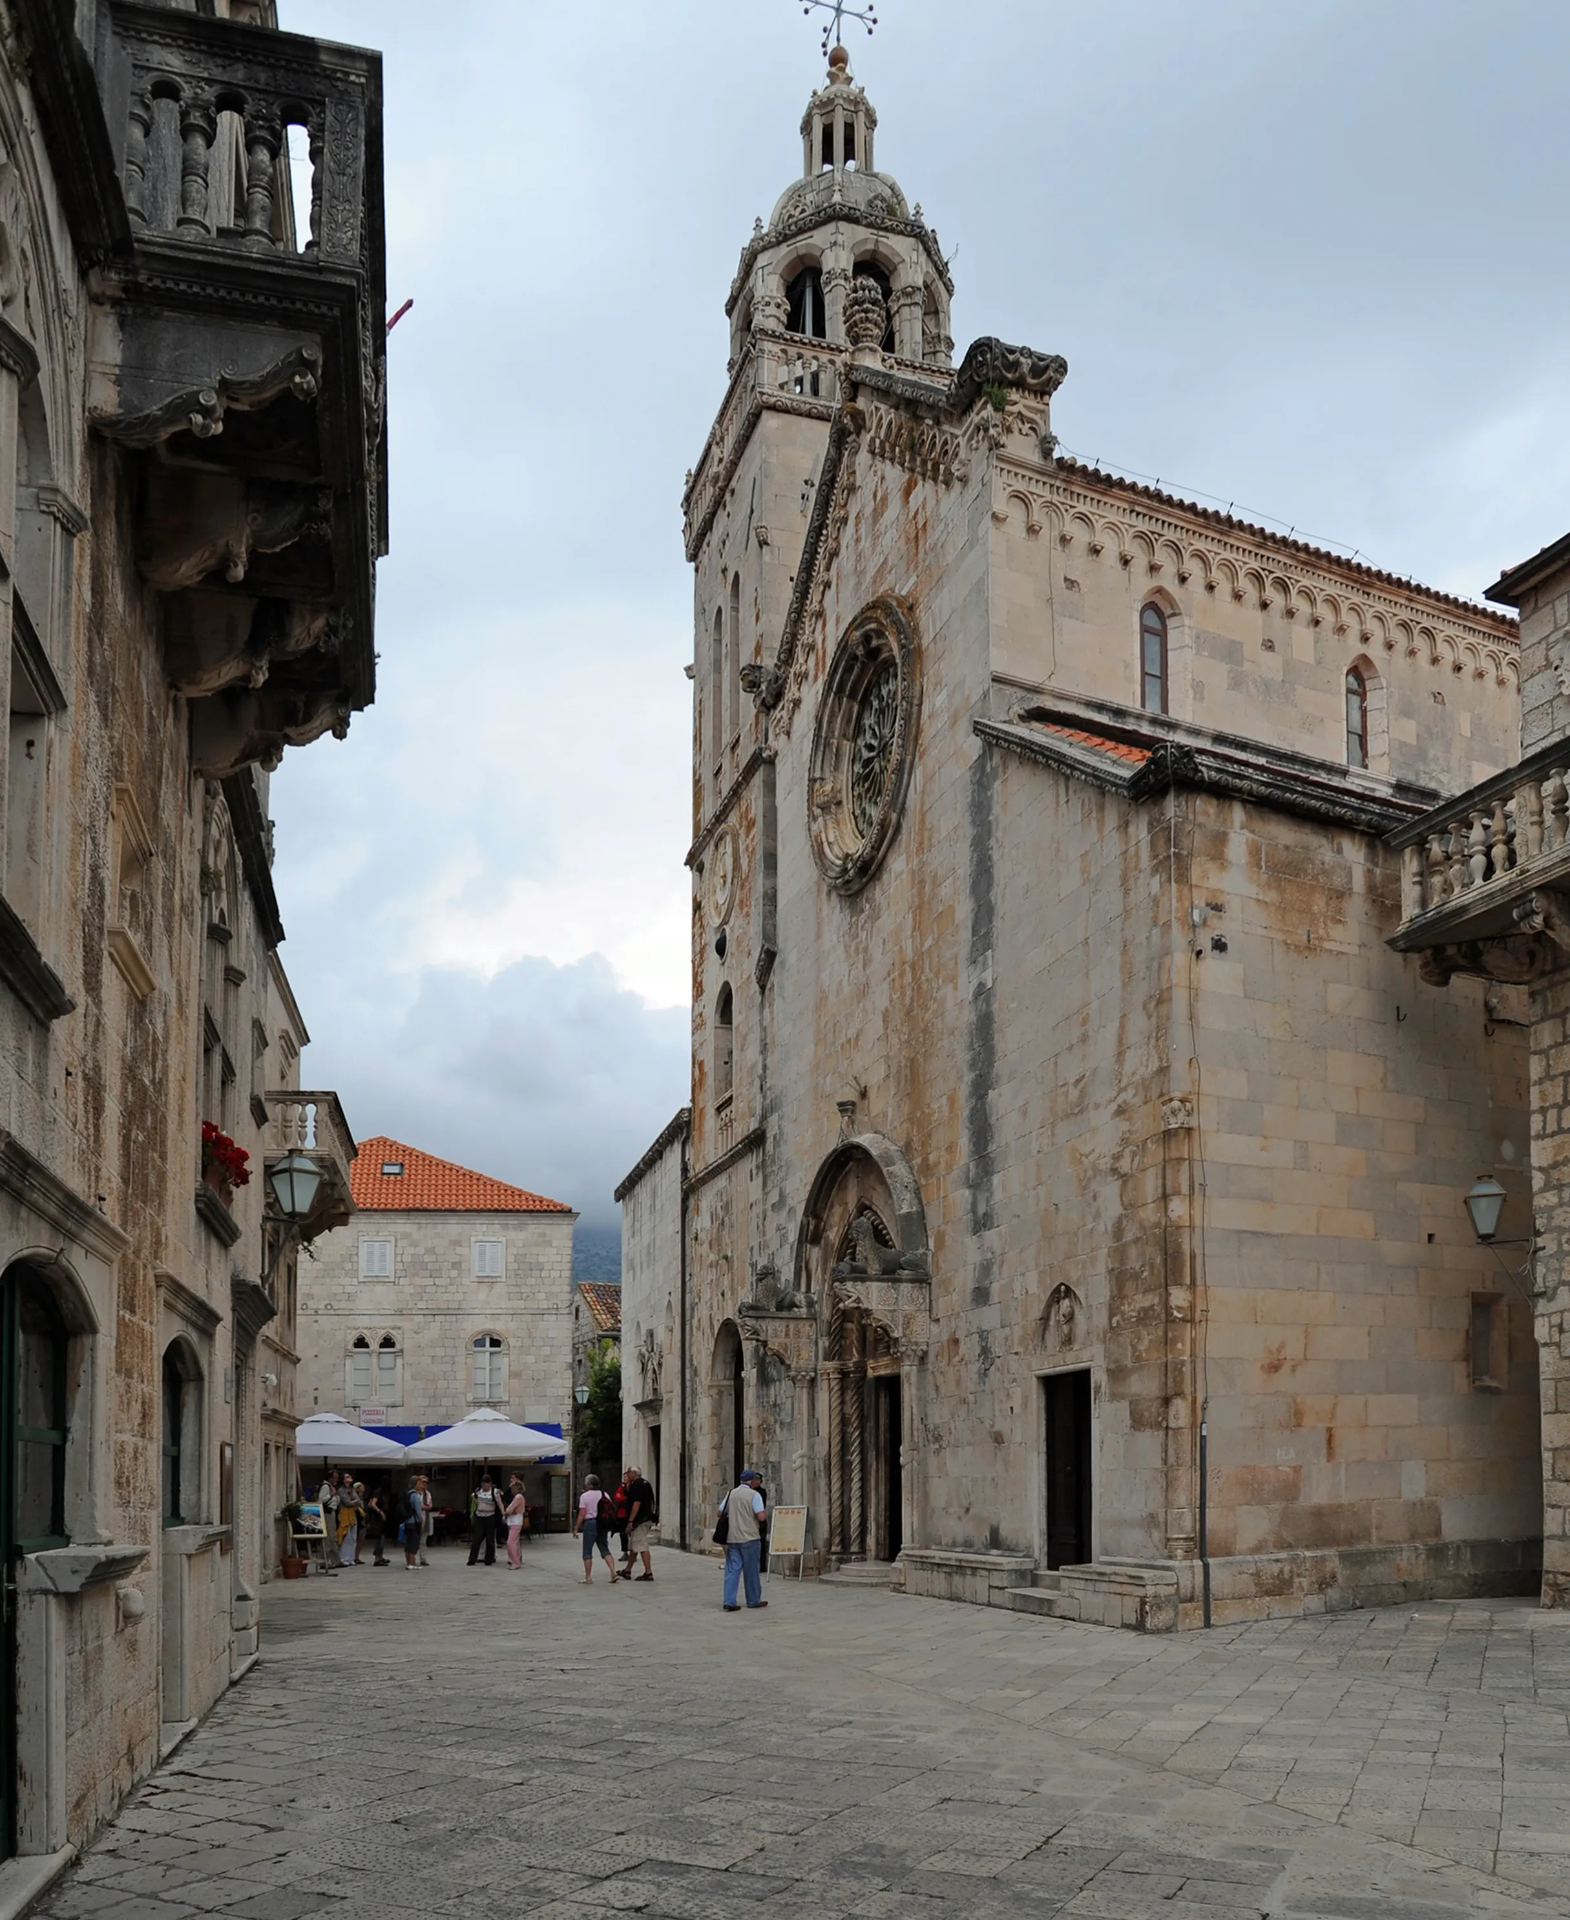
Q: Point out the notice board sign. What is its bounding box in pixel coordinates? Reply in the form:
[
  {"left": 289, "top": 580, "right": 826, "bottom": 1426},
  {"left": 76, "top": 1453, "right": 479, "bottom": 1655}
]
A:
[
  {"left": 359, "top": 1409, "right": 387, "bottom": 1426},
  {"left": 770, "top": 1505, "right": 807, "bottom": 1557}
]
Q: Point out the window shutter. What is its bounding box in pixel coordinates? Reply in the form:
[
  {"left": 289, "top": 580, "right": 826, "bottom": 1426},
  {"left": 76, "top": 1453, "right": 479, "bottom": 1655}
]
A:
[
  {"left": 349, "top": 1350, "right": 372, "bottom": 1398},
  {"left": 361, "top": 1237, "right": 392, "bottom": 1279},
  {"left": 474, "top": 1238, "right": 503, "bottom": 1278}
]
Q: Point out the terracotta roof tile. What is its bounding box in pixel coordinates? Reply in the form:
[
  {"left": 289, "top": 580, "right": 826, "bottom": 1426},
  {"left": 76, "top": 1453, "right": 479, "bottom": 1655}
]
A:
[
  {"left": 349, "top": 1135, "right": 572, "bottom": 1214},
  {"left": 577, "top": 1282, "right": 621, "bottom": 1333},
  {"left": 1040, "top": 722, "right": 1152, "bottom": 766}
]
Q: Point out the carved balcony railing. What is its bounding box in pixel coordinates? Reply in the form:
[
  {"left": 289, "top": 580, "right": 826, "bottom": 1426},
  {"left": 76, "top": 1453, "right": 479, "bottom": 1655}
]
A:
[
  {"left": 86, "top": 3, "right": 386, "bottom": 779},
  {"left": 1388, "top": 736, "right": 1570, "bottom": 982},
  {"left": 265, "top": 1089, "right": 356, "bottom": 1236}
]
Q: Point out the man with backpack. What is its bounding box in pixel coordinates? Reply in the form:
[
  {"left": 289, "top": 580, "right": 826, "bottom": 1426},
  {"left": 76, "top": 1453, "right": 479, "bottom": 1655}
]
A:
[
  {"left": 716, "top": 1469, "right": 768, "bottom": 1612},
  {"left": 621, "top": 1466, "right": 657, "bottom": 1581}
]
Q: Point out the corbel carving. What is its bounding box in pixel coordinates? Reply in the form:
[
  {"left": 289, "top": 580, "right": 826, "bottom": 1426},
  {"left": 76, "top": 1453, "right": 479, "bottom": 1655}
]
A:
[
  {"left": 137, "top": 470, "right": 329, "bottom": 594},
  {"left": 190, "top": 685, "right": 350, "bottom": 779},
  {"left": 1418, "top": 932, "right": 1565, "bottom": 987},
  {"left": 91, "top": 344, "right": 322, "bottom": 449},
  {"left": 1514, "top": 888, "right": 1570, "bottom": 949},
  {"left": 165, "top": 594, "right": 336, "bottom": 699}
]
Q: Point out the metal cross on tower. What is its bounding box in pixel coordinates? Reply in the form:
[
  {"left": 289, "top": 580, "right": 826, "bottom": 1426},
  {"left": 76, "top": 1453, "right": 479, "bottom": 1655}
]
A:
[{"left": 801, "top": 0, "right": 878, "bottom": 55}]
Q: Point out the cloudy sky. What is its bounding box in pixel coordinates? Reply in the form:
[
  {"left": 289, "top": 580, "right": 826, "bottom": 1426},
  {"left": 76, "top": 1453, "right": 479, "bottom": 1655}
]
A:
[{"left": 270, "top": 0, "right": 1570, "bottom": 1230}]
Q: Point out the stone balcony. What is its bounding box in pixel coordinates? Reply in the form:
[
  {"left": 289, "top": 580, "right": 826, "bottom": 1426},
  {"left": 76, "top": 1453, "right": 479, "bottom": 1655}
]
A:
[
  {"left": 82, "top": 1, "right": 386, "bottom": 775},
  {"left": 264, "top": 1089, "right": 356, "bottom": 1236},
  {"left": 1388, "top": 735, "right": 1570, "bottom": 985}
]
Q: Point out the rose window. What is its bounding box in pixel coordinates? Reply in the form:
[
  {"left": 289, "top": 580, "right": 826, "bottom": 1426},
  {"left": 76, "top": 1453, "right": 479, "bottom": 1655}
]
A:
[
  {"left": 849, "top": 662, "right": 899, "bottom": 842},
  {"left": 807, "top": 597, "right": 920, "bottom": 895}
]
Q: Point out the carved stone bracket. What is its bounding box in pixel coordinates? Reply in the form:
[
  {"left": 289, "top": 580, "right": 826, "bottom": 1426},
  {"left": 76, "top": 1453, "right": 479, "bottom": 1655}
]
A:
[
  {"left": 1418, "top": 929, "right": 1568, "bottom": 987},
  {"left": 91, "top": 344, "right": 322, "bottom": 449},
  {"left": 831, "top": 1275, "right": 931, "bottom": 1357},
  {"left": 738, "top": 1306, "right": 818, "bottom": 1375},
  {"left": 190, "top": 686, "right": 350, "bottom": 779},
  {"left": 1514, "top": 887, "right": 1570, "bottom": 949}
]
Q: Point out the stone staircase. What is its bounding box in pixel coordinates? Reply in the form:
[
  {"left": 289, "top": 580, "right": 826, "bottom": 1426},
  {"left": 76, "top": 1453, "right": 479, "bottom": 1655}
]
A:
[
  {"left": 818, "top": 1559, "right": 902, "bottom": 1589},
  {"left": 1002, "top": 1560, "right": 1179, "bottom": 1633}
]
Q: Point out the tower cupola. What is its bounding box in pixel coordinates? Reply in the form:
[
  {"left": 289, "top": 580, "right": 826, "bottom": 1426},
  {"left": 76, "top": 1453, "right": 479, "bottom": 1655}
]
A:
[{"left": 723, "top": 46, "right": 954, "bottom": 375}]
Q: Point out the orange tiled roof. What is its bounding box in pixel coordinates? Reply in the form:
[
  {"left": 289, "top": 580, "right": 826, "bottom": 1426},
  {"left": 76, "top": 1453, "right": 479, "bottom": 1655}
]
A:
[
  {"left": 350, "top": 1135, "right": 572, "bottom": 1213},
  {"left": 577, "top": 1282, "right": 621, "bottom": 1333},
  {"left": 1039, "top": 722, "right": 1152, "bottom": 766}
]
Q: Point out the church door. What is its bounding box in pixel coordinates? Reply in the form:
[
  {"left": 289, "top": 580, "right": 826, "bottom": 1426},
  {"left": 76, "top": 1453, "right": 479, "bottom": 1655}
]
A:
[
  {"left": 873, "top": 1375, "right": 902, "bottom": 1562},
  {"left": 1042, "top": 1370, "right": 1091, "bottom": 1570}
]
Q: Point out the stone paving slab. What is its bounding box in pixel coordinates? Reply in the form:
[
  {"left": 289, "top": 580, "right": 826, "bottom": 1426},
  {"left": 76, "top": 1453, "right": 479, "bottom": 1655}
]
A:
[{"left": 30, "top": 1541, "right": 1570, "bottom": 1920}]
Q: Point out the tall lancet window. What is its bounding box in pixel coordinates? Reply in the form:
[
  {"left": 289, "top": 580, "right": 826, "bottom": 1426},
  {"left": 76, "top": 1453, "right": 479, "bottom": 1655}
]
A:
[
  {"left": 1140, "top": 604, "right": 1168, "bottom": 714},
  {"left": 786, "top": 266, "right": 826, "bottom": 340},
  {"left": 1345, "top": 666, "right": 1369, "bottom": 768}
]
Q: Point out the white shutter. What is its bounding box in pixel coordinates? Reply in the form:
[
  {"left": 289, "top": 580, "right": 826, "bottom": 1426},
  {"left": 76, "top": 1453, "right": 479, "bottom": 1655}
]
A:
[
  {"left": 360, "top": 1237, "right": 392, "bottom": 1278},
  {"left": 377, "top": 1347, "right": 400, "bottom": 1406},
  {"left": 473, "top": 1238, "right": 503, "bottom": 1278},
  {"left": 349, "top": 1349, "right": 372, "bottom": 1399}
]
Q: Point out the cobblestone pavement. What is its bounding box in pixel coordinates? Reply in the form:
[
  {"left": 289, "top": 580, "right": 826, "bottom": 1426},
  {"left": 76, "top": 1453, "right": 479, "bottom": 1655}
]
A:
[{"left": 36, "top": 1539, "right": 1570, "bottom": 1920}]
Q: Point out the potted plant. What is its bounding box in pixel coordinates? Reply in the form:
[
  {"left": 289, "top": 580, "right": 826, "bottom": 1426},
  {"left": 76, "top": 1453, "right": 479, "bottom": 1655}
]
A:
[
  {"left": 280, "top": 1501, "right": 307, "bottom": 1578},
  {"left": 201, "top": 1122, "right": 251, "bottom": 1205}
]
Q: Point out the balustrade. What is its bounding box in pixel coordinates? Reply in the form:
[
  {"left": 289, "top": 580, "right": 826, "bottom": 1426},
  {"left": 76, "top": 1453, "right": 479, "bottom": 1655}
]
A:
[
  {"left": 111, "top": 2, "right": 371, "bottom": 265},
  {"left": 1398, "top": 755, "right": 1570, "bottom": 923}
]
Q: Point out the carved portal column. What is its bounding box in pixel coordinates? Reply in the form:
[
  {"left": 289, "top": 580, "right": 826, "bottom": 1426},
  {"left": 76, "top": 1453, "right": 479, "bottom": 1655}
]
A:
[
  {"left": 899, "top": 1345, "right": 924, "bottom": 1556},
  {"left": 845, "top": 1313, "right": 866, "bottom": 1558},
  {"left": 823, "top": 1361, "right": 845, "bottom": 1556}
]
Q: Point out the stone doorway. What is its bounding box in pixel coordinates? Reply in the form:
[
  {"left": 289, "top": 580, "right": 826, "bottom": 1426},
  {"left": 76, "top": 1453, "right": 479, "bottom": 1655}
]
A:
[
  {"left": 1043, "top": 1369, "right": 1092, "bottom": 1569},
  {"left": 873, "top": 1372, "right": 903, "bottom": 1562}
]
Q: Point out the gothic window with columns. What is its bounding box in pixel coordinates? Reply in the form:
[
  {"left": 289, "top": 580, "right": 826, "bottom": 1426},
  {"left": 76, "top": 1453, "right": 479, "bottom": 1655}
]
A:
[
  {"left": 1346, "top": 665, "right": 1369, "bottom": 768},
  {"left": 1140, "top": 603, "right": 1168, "bottom": 715}
]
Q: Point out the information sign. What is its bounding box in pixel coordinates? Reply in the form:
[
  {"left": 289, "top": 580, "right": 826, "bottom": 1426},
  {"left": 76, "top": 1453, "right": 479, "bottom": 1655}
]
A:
[{"left": 770, "top": 1504, "right": 808, "bottom": 1557}]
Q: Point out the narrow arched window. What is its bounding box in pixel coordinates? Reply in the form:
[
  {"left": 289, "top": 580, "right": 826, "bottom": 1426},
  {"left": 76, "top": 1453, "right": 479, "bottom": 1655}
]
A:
[
  {"left": 1345, "top": 666, "right": 1368, "bottom": 768},
  {"left": 785, "top": 266, "right": 826, "bottom": 340},
  {"left": 715, "top": 983, "right": 734, "bottom": 1103},
  {"left": 710, "top": 608, "right": 724, "bottom": 775},
  {"left": 1140, "top": 603, "right": 1168, "bottom": 714},
  {"left": 727, "top": 573, "right": 741, "bottom": 745},
  {"left": 376, "top": 1333, "right": 402, "bottom": 1408},
  {"left": 161, "top": 1340, "right": 202, "bottom": 1528}
]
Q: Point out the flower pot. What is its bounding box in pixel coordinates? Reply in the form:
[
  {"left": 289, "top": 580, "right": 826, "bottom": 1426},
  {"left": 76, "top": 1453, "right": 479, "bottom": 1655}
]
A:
[
  {"left": 201, "top": 1166, "right": 234, "bottom": 1206},
  {"left": 280, "top": 1555, "right": 307, "bottom": 1580}
]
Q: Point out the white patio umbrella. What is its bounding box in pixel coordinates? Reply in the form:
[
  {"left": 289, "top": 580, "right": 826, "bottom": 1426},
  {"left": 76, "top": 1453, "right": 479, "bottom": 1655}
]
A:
[
  {"left": 294, "top": 1412, "right": 408, "bottom": 1465},
  {"left": 403, "top": 1406, "right": 563, "bottom": 1465}
]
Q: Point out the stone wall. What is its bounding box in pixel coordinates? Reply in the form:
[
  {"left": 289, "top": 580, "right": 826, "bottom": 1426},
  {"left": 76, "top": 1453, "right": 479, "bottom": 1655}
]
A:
[
  {"left": 1529, "top": 970, "right": 1570, "bottom": 1606},
  {"left": 618, "top": 1115, "right": 688, "bottom": 1540}
]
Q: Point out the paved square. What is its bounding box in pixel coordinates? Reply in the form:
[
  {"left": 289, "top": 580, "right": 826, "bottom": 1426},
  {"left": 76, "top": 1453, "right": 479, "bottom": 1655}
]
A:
[{"left": 37, "top": 1541, "right": 1570, "bottom": 1918}]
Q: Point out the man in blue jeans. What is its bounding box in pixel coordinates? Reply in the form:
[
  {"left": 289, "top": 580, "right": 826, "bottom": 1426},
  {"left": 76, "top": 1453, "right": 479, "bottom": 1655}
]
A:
[{"left": 720, "top": 1468, "right": 768, "bottom": 1610}]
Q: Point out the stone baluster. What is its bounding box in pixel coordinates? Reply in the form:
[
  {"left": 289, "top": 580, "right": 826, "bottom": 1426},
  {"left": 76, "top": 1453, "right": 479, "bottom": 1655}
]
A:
[
  {"left": 1544, "top": 769, "right": 1569, "bottom": 853},
  {"left": 1446, "top": 824, "right": 1467, "bottom": 899},
  {"left": 1425, "top": 831, "right": 1449, "bottom": 906},
  {"left": 241, "top": 108, "right": 282, "bottom": 250},
  {"left": 177, "top": 97, "right": 217, "bottom": 236},
  {"left": 124, "top": 92, "right": 153, "bottom": 229},
  {"left": 305, "top": 108, "right": 324, "bottom": 254},
  {"left": 1488, "top": 798, "right": 1512, "bottom": 880},
  {"left": 1400, "top": 844, "right": 1425, "bottom": 921},
  {"left": 1467, "top": 812, "right": 1490, "bottom": 890},
  {"left": 1517, "top": 778, "right": 1544, "bottom": 864}
]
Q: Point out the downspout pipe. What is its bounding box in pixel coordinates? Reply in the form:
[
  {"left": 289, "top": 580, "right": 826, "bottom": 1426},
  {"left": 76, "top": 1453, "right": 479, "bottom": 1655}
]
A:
[
  {"left": 679, "top": 1144, "right": 691, "bottom": 1551},
  {"left": 1198, "top": 1402, "right": 1211, "bottom": 1628}
]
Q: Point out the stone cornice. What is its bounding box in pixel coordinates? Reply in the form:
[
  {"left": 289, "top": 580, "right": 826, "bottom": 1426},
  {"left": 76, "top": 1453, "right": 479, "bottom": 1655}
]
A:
[
  {"left": 0, "top": 1133, "right": 129, "bottom": 1266},
  {"left": 687, "top": 746, "right": 766, "bottom": 869},
  {"left": 614, "top": 1108, "right": 691, "bottom": 1204},
  {"left": 221, "top": 771, "right": 285, "bottom": 950},
  {"left": 684, "top": 1128, "right": 765, "bottom": 1197},
  {"left": 157, "top": 1268, "right": 223, "bottom": 1336}
]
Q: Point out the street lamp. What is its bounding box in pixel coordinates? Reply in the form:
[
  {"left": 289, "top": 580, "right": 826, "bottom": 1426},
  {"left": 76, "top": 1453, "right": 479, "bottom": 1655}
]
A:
[
  {"left": 574, "top": 1384, "right": 590, "bottom": 1406},
  {"left": 1463, "top": 1175, "right": 1508, "bottom": 1243},
  {"left": 268, "top": 1150, "right": 322, "bottom": 1221}
]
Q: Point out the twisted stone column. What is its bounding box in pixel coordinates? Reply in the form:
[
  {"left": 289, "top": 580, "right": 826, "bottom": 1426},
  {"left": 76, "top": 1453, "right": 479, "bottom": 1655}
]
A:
[{"left": 846, "top": 1313, "right": 866, "bottom": 1558}]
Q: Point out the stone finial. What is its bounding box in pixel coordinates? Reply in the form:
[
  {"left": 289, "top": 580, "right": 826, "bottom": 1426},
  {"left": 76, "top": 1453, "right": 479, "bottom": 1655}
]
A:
[
  {"left": 843, "top": 274, "right": 887, "bottom": 353},
  {"left": 828, "top": 44, "right": 851, "bottom": 85}
]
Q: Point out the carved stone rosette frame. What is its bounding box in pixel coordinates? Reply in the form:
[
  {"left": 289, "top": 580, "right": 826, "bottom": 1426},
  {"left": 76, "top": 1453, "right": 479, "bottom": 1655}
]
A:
[{"left": 807, "top": 595, "right": 921, "bottom": 895}]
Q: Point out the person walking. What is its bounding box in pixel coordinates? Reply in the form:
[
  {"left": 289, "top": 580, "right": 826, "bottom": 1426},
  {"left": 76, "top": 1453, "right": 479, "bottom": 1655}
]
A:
[
  {"left": 414, "top": 1474, "right": 433, "bottom": 1564},
  {"left": 468, "top": 1473, "right": 501, "bottom": 1566},
  {"left": 719, "top": 1469, "right": 768, "bottom": 1612},
  {"left": 622, "top": 1466, "right": 657, "bottom": 1582},
  {"left": 572, "top": 1475, "right": 620, "bottom": 1584},
  {"left": 503, "top": 1475, "right": 527, "bottom": 1569},
  {"left": 609, "top": 1474, "right": 631, "bottom": 1567},
  {"left": 365, "top": 1484, "right": 390, "bottom": 1566},
  {"left": 399, "top": 1479, "right": 423, "bottom": 1570}
]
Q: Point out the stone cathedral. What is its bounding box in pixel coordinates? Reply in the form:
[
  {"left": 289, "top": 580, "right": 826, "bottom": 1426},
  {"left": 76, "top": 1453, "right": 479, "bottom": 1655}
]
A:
[{"left": 619, "top": 46, "right": 1560, "bottom": 1628}]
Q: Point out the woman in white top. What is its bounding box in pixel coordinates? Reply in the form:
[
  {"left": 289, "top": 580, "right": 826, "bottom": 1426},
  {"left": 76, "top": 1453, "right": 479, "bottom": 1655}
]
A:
[
  {"left": 572, "top": 1475, "right": 621, "bottom": 1584},
  {"left": 504, "top": 1475, "right": 528, "bottom": 1569}
]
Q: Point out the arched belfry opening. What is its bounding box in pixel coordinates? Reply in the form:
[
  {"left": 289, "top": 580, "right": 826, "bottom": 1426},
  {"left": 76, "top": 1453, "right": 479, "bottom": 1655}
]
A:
[{"left": 801, "top": 45, "right": 875, "bottom": 177}]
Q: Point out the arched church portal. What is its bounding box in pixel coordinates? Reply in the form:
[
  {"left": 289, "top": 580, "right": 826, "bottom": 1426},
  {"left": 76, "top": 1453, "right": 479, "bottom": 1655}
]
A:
[
  {"left": 711, "top": 1321, "right": 745, "bottom": 1497},
  {"left": 799, "top": 1137, "right": 929, "bottom": 1566}
]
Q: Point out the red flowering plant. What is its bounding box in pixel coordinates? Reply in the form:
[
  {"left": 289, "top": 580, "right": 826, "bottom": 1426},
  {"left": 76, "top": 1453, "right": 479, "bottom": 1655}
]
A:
[{"left": 201, "top": 1122, "right": 251, "bottom": 1192}]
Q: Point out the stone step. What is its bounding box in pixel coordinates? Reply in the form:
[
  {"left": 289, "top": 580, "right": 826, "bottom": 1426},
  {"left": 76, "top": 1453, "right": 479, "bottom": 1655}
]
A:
[
  {"left": 1003, "top": 1587, "right": 1075, "bottom": 1618},
  {"left": 819, "top": 1560, "right": 900, "bottom": 1588},
  {"left": 1030, "top": 1569, "right": 1063, "bottom": 1592}
]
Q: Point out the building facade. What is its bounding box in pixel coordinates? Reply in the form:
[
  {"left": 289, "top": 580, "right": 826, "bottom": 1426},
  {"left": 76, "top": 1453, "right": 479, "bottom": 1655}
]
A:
[
  {"left": 296, "top": 1137, "right": 575, "bottom": 1520},
  {"left": 1389, "top": 531, "right": 1570, "bottom": 1610},
  {"left": 639, "top": 46, "right": 1546, "bottom": 1630},
  {"left": 616, "top": 1109, "right": 689, "bottom": 1538},
  {"left": 0, "top": 0, "right": 379, "bottom": 1870}
]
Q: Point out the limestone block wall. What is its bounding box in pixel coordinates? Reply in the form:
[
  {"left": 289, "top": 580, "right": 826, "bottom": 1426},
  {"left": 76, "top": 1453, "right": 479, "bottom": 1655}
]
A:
[
  {"left": 1514, "top": 564, "right": 1570, "bottom": 755},
  {"left": 298, "top": 1209, "right": 575, "bottom": 1431},
  {"left": 1529, "top": 971, "right": 1570, "bottom": 1606}
]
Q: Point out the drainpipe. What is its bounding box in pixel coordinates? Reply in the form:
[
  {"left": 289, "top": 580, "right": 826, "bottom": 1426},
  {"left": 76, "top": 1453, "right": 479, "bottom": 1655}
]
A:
[
  {"left": 1198, "top": 1400, "right": 1211, "bottom": 1628},
  {"left": 679, "top": 1144, "right": 691, "bottom": 1550}
]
